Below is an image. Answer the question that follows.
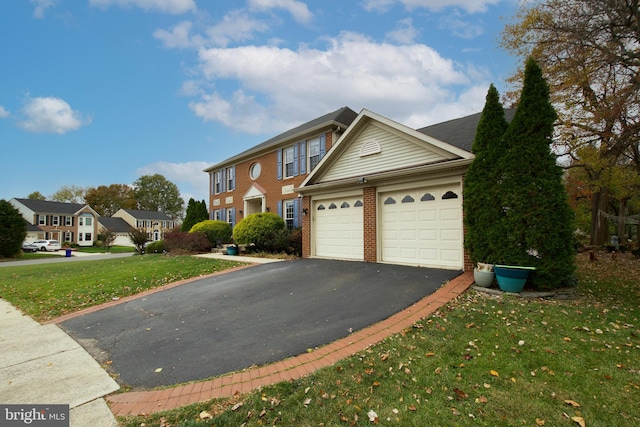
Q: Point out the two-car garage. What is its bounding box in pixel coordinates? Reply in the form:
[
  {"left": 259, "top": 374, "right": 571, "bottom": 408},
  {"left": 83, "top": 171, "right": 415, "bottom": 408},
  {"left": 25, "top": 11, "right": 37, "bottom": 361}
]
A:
[{"left": 311, "top": 183, "right": 463, "bottom": 269}]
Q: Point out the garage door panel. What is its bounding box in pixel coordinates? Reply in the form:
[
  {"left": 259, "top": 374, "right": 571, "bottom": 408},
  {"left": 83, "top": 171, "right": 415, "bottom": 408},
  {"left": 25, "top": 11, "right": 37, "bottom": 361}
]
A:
[
  {"left": 314, "top": 197, "right": 364, "bottom": 261},
  {"left": 381, "top": 186, "right": 462, "bottom": 269}
]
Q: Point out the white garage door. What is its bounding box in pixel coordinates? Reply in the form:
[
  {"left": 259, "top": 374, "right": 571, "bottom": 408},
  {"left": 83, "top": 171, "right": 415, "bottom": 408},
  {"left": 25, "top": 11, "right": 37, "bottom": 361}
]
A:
[
  {"left": 313, "top": 196, "right": 364, "bottom": 260},
  {"left": 380, "top": 185, "right": 463, "bottom": 269}
]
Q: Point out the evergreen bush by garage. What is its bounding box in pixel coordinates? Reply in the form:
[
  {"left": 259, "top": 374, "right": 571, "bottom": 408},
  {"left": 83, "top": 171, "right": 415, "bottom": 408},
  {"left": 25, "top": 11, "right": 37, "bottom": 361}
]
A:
[
  {"left": 463, "top": 84, "right": 509, "bottom": 265},
  {"left": 233, "top": 212, "right": 287, "bottom": 252},
  {"left": 190, "top": 220, "right": 232, "bottom": 245},
  {"left": 497, "top": 58, "right": 575, "bottom": 290},
  {"left": 0, "top": 199, "right": 27, "bottom": 258}
]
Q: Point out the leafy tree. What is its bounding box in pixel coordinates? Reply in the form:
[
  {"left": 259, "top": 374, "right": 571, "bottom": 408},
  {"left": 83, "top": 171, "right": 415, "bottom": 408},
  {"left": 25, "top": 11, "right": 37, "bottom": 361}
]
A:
[
  {"left": 181, "top": 198, "right": 209, "bottom": 232},
  {"left": 463, "top": 84, "right": 509, "bottom": 265},
  {"left": 51, "top": 185, "right": 85, "bottom": 204},
  {"left": 98, "top": 228, "right": 117, "bottom": 253},
  {"left": 128, "top": 228, "right": 149, "bottom": 254},
  {"left": 497, "top": 58, "right": 575, "bottom": 290},
  {"left": 85, "top": 184, "right": 137, "bottom": 216},
  {"left": 0, "top": 199, "right": 27, "bottom": 258},
  {"left": 501, "top": 0, "right": 640, "bottom": 245},
  {"left": 132, "top": 174, "right": 184, "bottom": 219},
  {"left": 190, "top": 220, "right": 232, "bottom": 245},
  {"left": 27, "top": 191, "right": 46, "bottom": 200}
]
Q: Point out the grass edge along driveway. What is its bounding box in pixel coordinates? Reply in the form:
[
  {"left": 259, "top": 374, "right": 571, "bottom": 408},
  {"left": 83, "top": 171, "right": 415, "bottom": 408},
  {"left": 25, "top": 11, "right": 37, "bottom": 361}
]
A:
[
  {"left": 0, "top": 255, "right": 247, "bottom": 322},
  {"left": 121, "top": 252, "right": 640, "bottom": 427}
]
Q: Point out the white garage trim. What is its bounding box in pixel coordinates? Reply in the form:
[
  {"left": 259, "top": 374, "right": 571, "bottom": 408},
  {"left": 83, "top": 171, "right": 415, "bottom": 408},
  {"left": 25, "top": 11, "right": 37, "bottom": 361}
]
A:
[
  {"left": 312, "top": 193, "right": 364, "bottom": 261},
  {"left": 379, "top": 182, "right": 463, "bottom": 269}
]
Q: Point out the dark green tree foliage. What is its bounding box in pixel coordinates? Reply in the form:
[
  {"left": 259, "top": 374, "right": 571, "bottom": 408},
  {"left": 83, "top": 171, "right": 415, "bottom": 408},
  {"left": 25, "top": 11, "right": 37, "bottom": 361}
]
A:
[
  {"left": 181, "top": 198, "right": 209, "bottom": 232},
  {"left": 0, "top": 200, "right": 27, "bottom": 258},
  {"left": 498, "top": 58, "right": 575, "bottom": 289},
  {"left": 463, "top": 84, "right": 509, "bottom": 265},
  {"left": 133, "top": 174, "right": 185, "bottom": 219}
]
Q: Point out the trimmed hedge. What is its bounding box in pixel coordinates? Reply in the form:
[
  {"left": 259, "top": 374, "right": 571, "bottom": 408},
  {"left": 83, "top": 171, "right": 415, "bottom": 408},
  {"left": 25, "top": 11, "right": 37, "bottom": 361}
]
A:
[
  {"left": 190, "top": 220, "right": 232, "bottom": 245},
  {"left": 233, "top": 212, "right": 287, "bottom": 252}
]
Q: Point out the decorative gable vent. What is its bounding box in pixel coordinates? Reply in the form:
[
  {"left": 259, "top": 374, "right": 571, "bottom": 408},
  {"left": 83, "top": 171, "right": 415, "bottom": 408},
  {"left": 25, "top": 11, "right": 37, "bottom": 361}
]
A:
[{"left": 359, "top": 139, "right": 381, "bottom": 157}]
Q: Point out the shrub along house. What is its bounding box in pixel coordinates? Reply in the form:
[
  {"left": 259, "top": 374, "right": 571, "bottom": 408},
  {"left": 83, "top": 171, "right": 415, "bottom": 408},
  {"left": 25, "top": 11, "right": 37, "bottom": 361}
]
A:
[
  {"left": 207, "top": 107, "right": 512, "bottom": 271},
  {"left": 204, "top": 107, "right": 358, "bottom": 229}
]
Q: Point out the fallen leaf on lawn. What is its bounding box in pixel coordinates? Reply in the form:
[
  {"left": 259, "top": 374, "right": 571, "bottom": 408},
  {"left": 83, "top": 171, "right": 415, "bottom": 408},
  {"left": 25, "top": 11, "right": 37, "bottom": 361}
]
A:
[
  {"left": 564, "top": 400, "right": 581, "bottom": 407},
  {"left": 425, "top": 352, "right": 435, "bottom": 357},
  {"left": 154, "top": 368, "right": 162, "bottom": 373},
  {"left": 475, "top": 396, "right": 488, "bottom": 404},
  {"left": 380, "top": 352, "right": 390, "bottom": 361},
  {"left": 490, "top": 370, "right": 499, "bottom": 377},
  {"left": 231, "top": 402, "right": 243, "bottom": 411},
  {"left": 572, "top": 416, "right": 586, "bottom": 427},
  {"left": 483, "top": 383, "right": 491, "bottom": 389},
  {"left": 303, "top": 398, "right": 312, "bottom": 407},
  {"left": 367, "top": 409, "right": 378, "bottom": 422},
  {"left": 535, "top": 418, "right": 545, "bottom": 426},
  {"left": 453, "top": 388, "right": 468, "bottom": 399},
  {"left": 259, "top": 409, "right": 267, "bottom": 418},
  {"left": 199, "top": 411, "right": 212, "bottom": 420},
  {"left": 408, "top": 405, "right": 417, "bottom": 411},
  {"left": 563, "top": 337, "right": 572, "bottom": 342}
]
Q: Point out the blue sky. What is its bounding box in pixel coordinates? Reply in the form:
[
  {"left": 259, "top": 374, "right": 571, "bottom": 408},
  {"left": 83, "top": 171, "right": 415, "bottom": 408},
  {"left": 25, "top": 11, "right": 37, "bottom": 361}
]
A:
[{"left": 0, "top": 0, "right": 520, "bottom": 207}]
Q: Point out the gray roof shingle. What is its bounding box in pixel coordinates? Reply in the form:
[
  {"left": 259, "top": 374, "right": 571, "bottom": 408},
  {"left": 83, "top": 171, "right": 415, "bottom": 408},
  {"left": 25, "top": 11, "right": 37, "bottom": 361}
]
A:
[
  {"left": 13, "top": 198, "right": 87, "bottom": 215},
  {"left": 205, "top": 106, "right": 358, "bottom": 170},
  {"left": 120, "top": 209, "right": 173, "bottom": 221},
  {"left": 99, "top": 217, "right": 134, "bottom": 233},
  {"left": 417, "top": 108, "right": 516, "bottom": 152}
]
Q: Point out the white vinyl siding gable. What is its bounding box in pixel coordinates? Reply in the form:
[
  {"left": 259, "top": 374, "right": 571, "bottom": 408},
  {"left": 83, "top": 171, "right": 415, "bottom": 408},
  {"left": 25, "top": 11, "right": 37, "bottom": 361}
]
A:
[{"left": 320, "top": 122, "right": 452, "bottom": 183}]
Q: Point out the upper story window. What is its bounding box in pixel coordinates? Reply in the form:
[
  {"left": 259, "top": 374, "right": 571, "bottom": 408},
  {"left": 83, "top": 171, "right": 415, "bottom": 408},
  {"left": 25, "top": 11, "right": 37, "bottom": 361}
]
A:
[
  {"left": 214, "top": 171, "right": 222, "bottom": 194},
  {"left": 52, "top": 216, "right": 59, "bottom": 226},
  {"left": 64, "top": 216, "right": 72, "bottom": 226},
  {"left": 250, "top": 162, "right": 261, "bottom": 180},
  {"left": 309, "top": 138, "right": 321, "bottom": 170},
  {"left": 85, "top": 217, "right": 92, "bottom": 226},
  {"left": 284, "top": 146, "right": 296, "bottom": 178},
  {"left": 227, "top": 167, "right": 234, "bottom": 190},
  {"left": 38, "top": 215, "right": 46, "bottom": 226}
]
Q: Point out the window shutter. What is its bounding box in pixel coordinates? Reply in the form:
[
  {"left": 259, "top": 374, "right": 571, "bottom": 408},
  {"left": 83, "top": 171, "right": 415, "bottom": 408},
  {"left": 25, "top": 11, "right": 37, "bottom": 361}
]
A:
[
  {"left": 293, "top": 144, "right": 299, "bottom": 176},
  {"left": 299, "top": 141, "right": 306, "bottom": 175},
  {"left": 277, "top": 200, "right": 283, "bottom": 218},
  {"left": 221, "top": 169, "right": 226, "bottom": 193},
  {"left": 319, "top": 134, "right": 326, "bottom": 159},
  {"left": 230, "top": 166, "right": 236, "bottom": 190},
  {"left": 277, "top": 148, "right": 283, "bottom": 180},
  {"left": 210, "top": 173, "right": 215, "bottom": 195},
  {"left": 293, "top": 198, "right": 300, "bottom": 228},
  {"left": 230, "top": 208, "right": 236, "bottom": 226}
]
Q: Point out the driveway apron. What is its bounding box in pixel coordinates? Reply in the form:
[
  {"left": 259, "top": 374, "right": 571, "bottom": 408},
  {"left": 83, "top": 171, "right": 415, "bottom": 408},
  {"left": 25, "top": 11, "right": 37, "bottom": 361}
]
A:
[{"left": 60, "top": 259, "right": 461, "bottom": 389}]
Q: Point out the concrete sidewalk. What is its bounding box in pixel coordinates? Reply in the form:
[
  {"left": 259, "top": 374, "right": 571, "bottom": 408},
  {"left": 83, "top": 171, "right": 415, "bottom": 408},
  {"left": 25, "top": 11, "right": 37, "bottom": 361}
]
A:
[{"left": 0, "top": 299, "right": 120, "bottom": 426}]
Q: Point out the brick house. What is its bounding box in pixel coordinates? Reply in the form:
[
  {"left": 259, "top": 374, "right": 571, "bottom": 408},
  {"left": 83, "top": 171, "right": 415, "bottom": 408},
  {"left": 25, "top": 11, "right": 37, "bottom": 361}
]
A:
[
  {"left": 10, "top": 198, "right": 99, "bottom": 246},
  {"left": 206, "top": 107, "right": 512, "bottom": 271},
  {"left": 204, "top": 107, "right": 358, "bottom": 229}
]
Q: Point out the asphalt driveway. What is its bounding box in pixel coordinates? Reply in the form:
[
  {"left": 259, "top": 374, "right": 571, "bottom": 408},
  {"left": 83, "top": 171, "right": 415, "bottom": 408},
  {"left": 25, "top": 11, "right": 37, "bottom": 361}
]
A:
[{"left": 60, "top": 259, "right": 461, "bottom": 389}]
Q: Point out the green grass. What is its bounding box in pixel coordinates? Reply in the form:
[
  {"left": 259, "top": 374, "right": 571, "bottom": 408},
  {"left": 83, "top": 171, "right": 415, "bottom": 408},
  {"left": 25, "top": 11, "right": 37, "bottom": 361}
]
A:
[
  {"left": 120, "top": 252, "right": 640, "bottom": 427},
  {"left": 0, "top": 255, "right": 246, "bottom": 321},
  {"left": 75, "top": 245, "right": 137, "bottom": 254}
]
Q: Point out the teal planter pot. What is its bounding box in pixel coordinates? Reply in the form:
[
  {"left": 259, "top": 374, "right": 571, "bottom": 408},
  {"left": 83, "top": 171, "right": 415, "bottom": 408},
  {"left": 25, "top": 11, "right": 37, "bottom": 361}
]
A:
[
  {"left": 226, "top": 245, "right": 239, "bottom": 256},
  {"left": 494, "top": 265, "right": 535, "bottom": 293}
]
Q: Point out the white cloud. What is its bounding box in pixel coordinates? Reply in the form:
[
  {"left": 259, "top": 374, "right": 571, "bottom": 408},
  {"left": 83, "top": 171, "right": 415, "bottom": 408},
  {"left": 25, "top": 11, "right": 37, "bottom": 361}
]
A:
[
  {"left": 19, "top": 97, "right": 91, "bottom": 134},
  {"left": 0, "top": 106, "right": 9, "bottom": 118},
  {"left": 136, "top": 161, "right": 211, "bottom": 202},
  {"left": 386, "top": 18, "right": 419, "bottom": 44},
  {"left": 362, "top": 0, "right": 503, "bottom": 13},
  {"left": 248, "top": 0, "right": 313, "bottom": 24},
  {"left": 188, "top": 31, "right": 488, "bottom": 133},
  {"left": 31, "top": 0, "right": 56, "bottom": 18},
  {"left": 89, "top": 0, "right": 196, "bottom": 14},
  {"left": 439, "top": 11, "right": 485, "bottom": 39}
]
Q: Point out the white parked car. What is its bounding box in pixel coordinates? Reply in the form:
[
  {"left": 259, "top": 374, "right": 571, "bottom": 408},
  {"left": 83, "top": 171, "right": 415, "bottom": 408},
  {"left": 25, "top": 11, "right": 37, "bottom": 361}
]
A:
[
  {"left": 22, "top": 241, "right": 38, "bottom": 252},
  {"left": 32, "top": 240, "right": 62, "bottom": 252}
]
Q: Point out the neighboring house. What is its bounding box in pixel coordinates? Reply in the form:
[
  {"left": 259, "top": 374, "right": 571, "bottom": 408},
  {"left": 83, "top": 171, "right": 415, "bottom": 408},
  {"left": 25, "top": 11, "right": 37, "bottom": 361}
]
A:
[
  {"left": 203, "top": 106, "right": 358, "bottom": 229},
  {"left": 112, "top": 209, "right": 176, "bottom": 242},
  {"left": 10, "top": 198, "right": 99, "bottom": 246},
  {"left": 207, "top": 107, "right": 514, "bottom": 271},
  {"left": 98, "top": 216, "right": 134, "bottom": 247},
  {"left": 25, "top": 222, "right": 43, "bottom": 242}
]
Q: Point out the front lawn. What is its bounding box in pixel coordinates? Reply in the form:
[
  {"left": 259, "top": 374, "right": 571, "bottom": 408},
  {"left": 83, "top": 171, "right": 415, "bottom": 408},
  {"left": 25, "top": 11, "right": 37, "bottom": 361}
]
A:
[
  {"left": 121, "top": 252, "right": 640, "bottom": 427},
  {"left": 0, "top": 255, "right": 246, "bottom": 322}
]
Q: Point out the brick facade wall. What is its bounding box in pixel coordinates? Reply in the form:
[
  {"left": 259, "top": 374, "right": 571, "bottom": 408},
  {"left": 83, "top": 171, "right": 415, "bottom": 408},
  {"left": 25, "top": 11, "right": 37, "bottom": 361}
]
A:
[{"left": 363, "top": 186, "right": 377, "bottom": 262}]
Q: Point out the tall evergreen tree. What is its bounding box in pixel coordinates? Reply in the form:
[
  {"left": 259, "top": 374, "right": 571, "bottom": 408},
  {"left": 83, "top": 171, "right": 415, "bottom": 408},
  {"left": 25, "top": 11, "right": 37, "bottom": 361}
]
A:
[
  {"left": 463, "top": 84, "right": 509, "bottom": 265},
  {"left": 181, "top": 198, "right": 198, "bottom": 232},
  {"left": 0, "top": 200, "right": 27, "bottom": 258},
  {"left": 498, "top": 58, "right": 575, "bottom": 289},
  {"left": 198, "top": 200, "right": 208, "bottom": 222}
]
